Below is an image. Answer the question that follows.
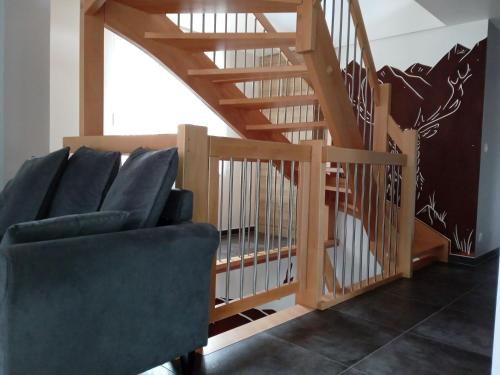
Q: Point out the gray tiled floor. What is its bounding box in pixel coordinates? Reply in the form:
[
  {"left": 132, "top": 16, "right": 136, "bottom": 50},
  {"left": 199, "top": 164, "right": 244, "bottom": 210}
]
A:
[{"left": 142, "top": 256, "right": 498, "bottom": 375}]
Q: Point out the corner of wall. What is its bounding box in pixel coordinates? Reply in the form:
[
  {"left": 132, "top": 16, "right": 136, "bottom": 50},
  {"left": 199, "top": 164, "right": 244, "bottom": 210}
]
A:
[{"left": 475, "top": 20, "right": 500, "bottom": 256}]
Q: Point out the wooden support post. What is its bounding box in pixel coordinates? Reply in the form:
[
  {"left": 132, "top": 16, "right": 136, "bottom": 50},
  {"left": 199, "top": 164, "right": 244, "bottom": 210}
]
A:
[
  {"left": 398, "top": 130, "right": 418, "bottom": 278},
  {"left": 177, "top": 125, "right": 210, "bottom": 223},
  {"left": 177, "top": 125, "right": 213, "bottom": 323},
  {"left": 207, "top": 156, "right": 220, "bottom": 323},
  {"left": 296, "top": 140, "right": 325, "bottom": 308},
  {"left": 373, "top": 84, "right": 392, "bottom": 153},
  {"left": 80, "top": 1, "right": 104, "bottom": 136}
]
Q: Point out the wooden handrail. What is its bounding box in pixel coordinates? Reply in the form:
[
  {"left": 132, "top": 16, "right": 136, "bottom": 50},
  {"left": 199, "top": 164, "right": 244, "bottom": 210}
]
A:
[
  {"left": 209, "top": 136, "right": 312, "bottom": 161},
  {"left": 348, "top": 0, "right": 380, "bottom": 104},
  {"left": 63, "top": 134, "right": 178, "bottom": 153},
  {"left": 322, "top": 145, "right": 407, "bottom": 166}
]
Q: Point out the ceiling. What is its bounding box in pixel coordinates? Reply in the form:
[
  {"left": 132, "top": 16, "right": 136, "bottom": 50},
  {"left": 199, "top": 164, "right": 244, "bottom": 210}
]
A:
[
  {"left": 265, "top": 0, "right": 498, "bottom": 41},
  {"left": 416, "top": 0, "right": 498, "bottom": 25}
]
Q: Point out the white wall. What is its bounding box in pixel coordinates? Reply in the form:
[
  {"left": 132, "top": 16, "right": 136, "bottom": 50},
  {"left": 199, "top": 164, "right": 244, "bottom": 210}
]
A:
[
  {"left": 50, "top": 0, "right": 79, "bottom": 150},
  {"left": 368, "top": 19, "right": 488, "bottom": 70},
  {"left": 475, "top": 20, "right": 500, "bottom": 256},
  {"left": 3, "top": 0, "right": 51, "bottom": 181}
]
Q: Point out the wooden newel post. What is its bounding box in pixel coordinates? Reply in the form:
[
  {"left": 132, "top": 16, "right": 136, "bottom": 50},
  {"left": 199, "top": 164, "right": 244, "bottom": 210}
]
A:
[
  {"left": 398, "top": 129, "right": 418, "bottom": 278},
  {"left": 373, "top": 83, "right": 392, "bottom": 153},
  {"left": 296, "top": 140, "right": 325, "bottom": 309},
  {"left": 176, "top": 125, "right": 216, "bottom": 324},
  {"left": 177, "top": 125, "right": 209, "bottom": 223}
]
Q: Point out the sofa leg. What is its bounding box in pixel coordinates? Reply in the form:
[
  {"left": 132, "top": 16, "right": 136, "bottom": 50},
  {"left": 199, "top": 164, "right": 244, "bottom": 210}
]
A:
[{"left": 180, "top": 351, "right": 197, "bottom": 374}]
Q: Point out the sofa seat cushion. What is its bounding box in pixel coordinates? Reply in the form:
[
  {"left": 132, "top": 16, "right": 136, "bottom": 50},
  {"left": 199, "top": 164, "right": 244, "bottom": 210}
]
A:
[
  {"left": 0, "top": 148, "right": 70, "bottom": 236},
  {"left": 100, "top": 147, "right": 178, "bottom": 230},
  {"left": 48, "top": 147, "right": 121, "bottom": 217},
  {"left": 1, "top": 211, "right": 130, "bottom": 247}
]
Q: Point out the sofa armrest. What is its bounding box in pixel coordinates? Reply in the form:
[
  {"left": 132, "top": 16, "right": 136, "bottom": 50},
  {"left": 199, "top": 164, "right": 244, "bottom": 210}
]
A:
[
  {"left": 0, "top": 223, "right": 218, "bottom": 375},
  {"left": 160, "top": 189, "right": 193, "bottom": 225}
]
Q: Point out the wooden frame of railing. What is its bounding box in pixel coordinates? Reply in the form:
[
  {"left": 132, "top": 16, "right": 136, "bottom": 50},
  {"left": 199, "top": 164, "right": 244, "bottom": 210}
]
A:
[{"left": 63, "top": 124, "right": 416, "bottom": 324}]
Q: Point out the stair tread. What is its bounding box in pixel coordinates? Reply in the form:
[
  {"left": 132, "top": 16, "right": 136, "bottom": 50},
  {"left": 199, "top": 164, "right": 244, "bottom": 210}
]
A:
[
  {"left": 220, "top": 95, "right": 318, "bottom": 109},
  {"left": 145, "top": 32, "right": 296, "bottom": 51},
  {"left": 188, "top": 65, "right": 308, "bottom": 83},
  {"left": 115, "top": 0, "right": 301, "bottom": 14},
  {"left": 246, "top": 121, "right": 327, "bottom": 132}
]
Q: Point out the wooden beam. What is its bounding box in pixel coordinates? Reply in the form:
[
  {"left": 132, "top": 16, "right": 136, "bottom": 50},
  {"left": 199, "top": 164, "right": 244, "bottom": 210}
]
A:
[
  {"left": 373, "top": 84, "right": 391, "bottom": 152},
  {"left": 246, "top": 121, "right": 327, "bottom": 132},
  {"left": 113, "top": 0, "right": 301, "bottom": 13},
  {"left": 220, "top": 95, "right": 318, "bottom": 110},
  {"left": 209, "top": 136, "right": 312, "bottom": 162},
  {"left": 397, "top": 129, "right": 418, "bottom": 278},
  {"left": 213, "top": 282, "right": 299, "bottom": 322},
  {"left": 323, "top": 145, "right": 407, "bottom": 166},
  {"left": 296, "top": 140, "right": 325, "bottom": 309},
  {"left": 83, "top": 0, "right": 107, "bottom": 14},
  {"left": 188, "top": 65, "right": 308, "bottom": 84},
  {"left": 145, "top": 32, "right": 296, "bottom": 51},
  {"left": 63, "top": 134, "right": 178, "bottom": 153},
  {"left": 296, "top": 0, "right": 364, "bottom": 149},
  {"left": 80, "top": 6, "right": 104, "bottom": 136},
  {"left": 177, "top": 125, "right": 209, "bottom": 223},
  {"left": 349, "top": 0, "right": 380, "bottom": 104}
]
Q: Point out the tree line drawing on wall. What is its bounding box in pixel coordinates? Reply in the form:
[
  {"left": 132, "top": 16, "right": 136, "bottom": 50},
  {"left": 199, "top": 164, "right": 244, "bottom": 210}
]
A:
[{"left": 344, "top": 39, "right": 487, "bottom": 256}]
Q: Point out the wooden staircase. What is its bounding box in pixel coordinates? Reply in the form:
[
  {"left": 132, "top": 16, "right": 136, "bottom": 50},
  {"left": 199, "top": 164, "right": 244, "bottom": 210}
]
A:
[{"left": 80, "top": 0, "right": 449, "bottom": 272}]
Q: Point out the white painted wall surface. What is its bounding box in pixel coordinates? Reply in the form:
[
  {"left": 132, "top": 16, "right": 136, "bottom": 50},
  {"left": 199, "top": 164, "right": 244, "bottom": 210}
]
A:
[
  {"left": 50, "top": 0, "right": 79, "bottom": 151},
  {"left": 4, "top": 0, "right": 51, "bottom": 181},
  {"left": 369, "top": 19, "right": 488, "bottom": 71}
]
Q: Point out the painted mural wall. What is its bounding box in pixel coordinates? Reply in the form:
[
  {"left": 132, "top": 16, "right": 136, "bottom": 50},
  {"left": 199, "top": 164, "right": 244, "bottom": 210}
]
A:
[{"left": 348, "top": 39, "right": 488, "bottom": 257}]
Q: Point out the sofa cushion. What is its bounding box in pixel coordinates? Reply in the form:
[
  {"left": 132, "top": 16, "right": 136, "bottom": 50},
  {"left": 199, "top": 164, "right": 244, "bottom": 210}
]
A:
[
  {"left": 159, "top": 189, "right": 193, "bottom": 225},
  {"left": 1, "top": 211, "right": 130, "bottom": 247},
  {"left": 100, "top": 147, "right": 178, "bottom": 229},
  {"left": 48, "top": 147, "right": 121, "bottom": 217},
  {"left": 0, "top": 148, "right": 69, "bottom": 236}
]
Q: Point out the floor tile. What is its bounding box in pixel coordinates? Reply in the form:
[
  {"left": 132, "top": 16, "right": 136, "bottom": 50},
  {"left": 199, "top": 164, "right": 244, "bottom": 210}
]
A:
[
  {"left": 331, "top": 290, "right": 439, "bottom": 331},
  {"left": 168, "top": 333, "right": 347, "bottom": 375},
  {"left": 412, "top": 263, "right": 482, "bottom": 288},
  {"left": 267, "top": 310, "right": 400, "bottom": 366},
  {"left": 411, "top": 307, "right": 494, "bottom": 357},
  {"left": 380, "top": 277, "right": 470, "bottom": 307},
  {"left": 448, "top": 287, "right": 497, "bottom": 316},
  {"left": 340, "top": 368, "right": 369, "bottom": 374},
  {"left": 139, "top": 366, "right": 171, "bottom": 375},
  {"left": 354, "top": 333, "right": 492, "bottom": 375}
]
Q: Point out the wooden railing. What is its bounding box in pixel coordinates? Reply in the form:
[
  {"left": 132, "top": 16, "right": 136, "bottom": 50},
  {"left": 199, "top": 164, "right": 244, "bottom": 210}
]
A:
[{"left": 63, "top": 123, "right": 416, "bottom": 324}]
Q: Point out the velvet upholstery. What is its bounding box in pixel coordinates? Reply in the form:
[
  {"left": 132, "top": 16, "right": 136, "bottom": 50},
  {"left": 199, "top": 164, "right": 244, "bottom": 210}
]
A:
[
  {"left": 1, "top": 211, "right": 129, "bottom": 247},
  {"left": 100, "top": 147, "right": 179, "bottom": 230},
  {"left": 159, "top": 189, "right": 193, "bottom": 225},
  {"left": 0, "top": 223, "right": 218, "bottom": 375},
  {"left": 48, "top": 147, "right": 121, "bottom": 217},
  {"left": 0, "top": 148, "right": 69, "bottom": 236}
]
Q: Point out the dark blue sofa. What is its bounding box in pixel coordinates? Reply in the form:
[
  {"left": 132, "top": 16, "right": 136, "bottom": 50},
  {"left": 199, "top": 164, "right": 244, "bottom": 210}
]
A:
[
  {"left": 0, "top": 145, "right": 219, "bottom": 375},
  {"left": 0, "top": 191, "right": 218, "bottom": 375}
]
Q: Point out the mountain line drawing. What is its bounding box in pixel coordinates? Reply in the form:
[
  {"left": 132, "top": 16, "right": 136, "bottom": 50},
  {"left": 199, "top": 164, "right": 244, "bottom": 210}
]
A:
[{"left": 344, "top": 39, "right": 487, "bottom": 256}]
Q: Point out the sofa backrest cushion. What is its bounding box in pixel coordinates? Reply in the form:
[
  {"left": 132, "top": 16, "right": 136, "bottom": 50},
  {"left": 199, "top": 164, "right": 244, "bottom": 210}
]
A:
[
  {"left": 0, "top": 147, "right": 70, "bottom": 236},
  {"left": 48, "top": 147, "right": 121, "bottom": 217},
  {"left": 158, "top": 189, "right": 193, "bottom": 225},
  {"left": 100, "top": 147, "right": 179, "bottom": 230},
  {"left": 0, "top": 211, "right": 130, "bottom": 247}
]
